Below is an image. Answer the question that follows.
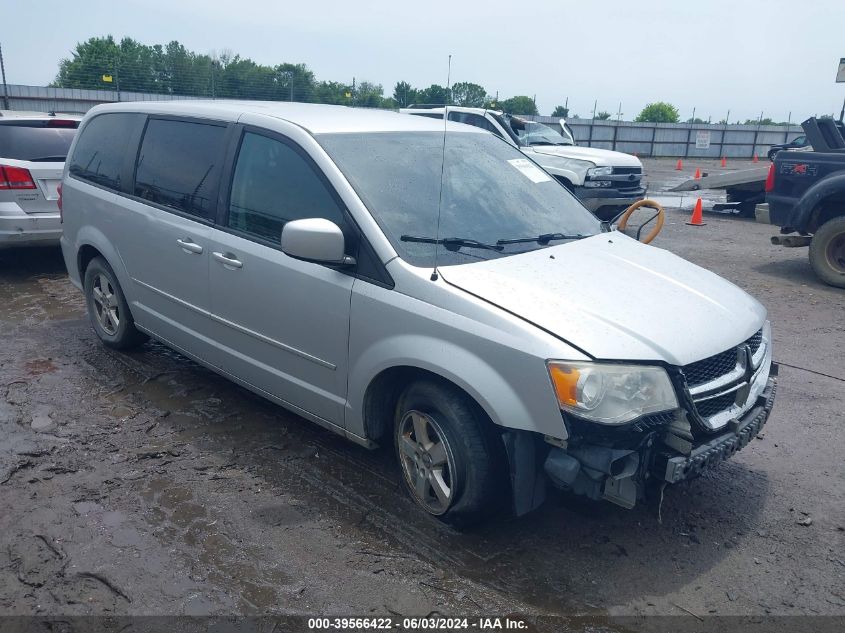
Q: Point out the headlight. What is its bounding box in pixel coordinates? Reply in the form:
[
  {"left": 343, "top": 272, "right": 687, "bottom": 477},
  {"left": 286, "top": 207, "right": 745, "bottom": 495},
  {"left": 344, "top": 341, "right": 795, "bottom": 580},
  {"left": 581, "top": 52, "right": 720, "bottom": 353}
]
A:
[
  {"left": 547, "top": 361, "right": 678, "bottom": 425},
  {"left": 586, "top": 166, "right": 613, "bottom": 179}
]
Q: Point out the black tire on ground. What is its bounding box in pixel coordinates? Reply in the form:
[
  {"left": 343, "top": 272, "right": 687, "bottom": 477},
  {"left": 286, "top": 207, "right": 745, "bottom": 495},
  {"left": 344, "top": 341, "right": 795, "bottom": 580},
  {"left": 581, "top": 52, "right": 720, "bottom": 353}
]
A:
[
  {"left": 394, "top": 379, "right": 508, "bottom": 528},
  {"left": 83, "top": 256, "right": 148, "bottom": 349},
  {"left": 808, "top": 216, "right": 845, "bottom": 289}
]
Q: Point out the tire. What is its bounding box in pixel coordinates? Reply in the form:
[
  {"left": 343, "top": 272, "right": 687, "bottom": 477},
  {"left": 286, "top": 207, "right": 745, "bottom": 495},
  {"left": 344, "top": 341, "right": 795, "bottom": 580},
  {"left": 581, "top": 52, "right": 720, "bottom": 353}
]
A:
[
  {"left": 83, "top": 256, "right": 148, "bottom": 349},
  {"left": 394, "top": 379, "right": 507, "bottom": 527},
  {"left": 809, "top": 217, "right": 845, "bottom": 288},
  {"left": 768, "top": 150, "right": 779, "bottom": 162}
]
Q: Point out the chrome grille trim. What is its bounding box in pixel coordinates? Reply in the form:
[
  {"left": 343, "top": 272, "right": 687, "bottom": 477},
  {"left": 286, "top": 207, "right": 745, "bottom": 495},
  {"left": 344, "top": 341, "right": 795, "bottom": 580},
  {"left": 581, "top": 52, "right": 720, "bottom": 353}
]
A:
[{"left": 681, "top": 325, "right": 770, "bottom": 431}]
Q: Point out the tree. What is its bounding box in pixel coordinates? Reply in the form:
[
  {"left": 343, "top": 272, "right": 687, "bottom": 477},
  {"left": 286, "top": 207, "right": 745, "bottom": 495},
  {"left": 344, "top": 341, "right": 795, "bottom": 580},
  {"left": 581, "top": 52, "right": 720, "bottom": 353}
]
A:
[
  {"left": 393, "top": 81, "right": 416, "bottom": 107},
  {"left": 635, "top": 102, "right": 680, "bottom": 123},
  {"left": 416, "top": 84, "right": 449, "bottom": 105},
  {"left": 451, "top": 82, "right": 487, "bottom": 107},
  {"left": 499, "top": 95, "right": 538, "bottom": 116},
  {"left": 596, "top": 111, "right": 611, "bottom": 120},
  {"left": 687, "top": 117, "right": 708, "bottom": 124},
  {"left": 743, "top": 117, "right": 775, "bottom": 126},
  {"left": 551, "top": 105, "right": 569, "bottom": 117},
  {"left": 355, "top": 81, "right": 385, "bottom": 108}
]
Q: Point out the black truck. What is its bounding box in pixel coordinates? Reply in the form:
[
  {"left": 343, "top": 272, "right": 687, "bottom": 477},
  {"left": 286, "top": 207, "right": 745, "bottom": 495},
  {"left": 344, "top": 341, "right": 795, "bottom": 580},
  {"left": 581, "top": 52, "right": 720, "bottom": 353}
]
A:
[{"left": 766, "top": 117, "right": 845, "bottom": 288}]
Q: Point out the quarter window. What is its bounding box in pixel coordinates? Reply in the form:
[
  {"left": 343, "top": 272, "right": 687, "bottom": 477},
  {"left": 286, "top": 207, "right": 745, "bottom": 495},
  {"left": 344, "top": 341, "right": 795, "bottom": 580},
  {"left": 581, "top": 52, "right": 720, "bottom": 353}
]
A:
[
  {"left": 69, "top": 113, "right": 142, "bottom": 191},
  {"left": 228, "top": 132, "right": 345, "bottom": 244},
  {"left": 134, "top": 118, "right": 226, "bottom": 220}
]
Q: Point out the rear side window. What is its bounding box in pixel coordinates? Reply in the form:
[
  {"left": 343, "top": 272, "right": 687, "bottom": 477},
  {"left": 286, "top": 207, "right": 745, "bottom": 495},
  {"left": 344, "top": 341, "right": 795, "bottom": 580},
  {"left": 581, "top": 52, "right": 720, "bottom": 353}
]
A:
[
  {"left": 69, "top": 114, "right": 140, "bottom": 190},
  {"left": 0, "top": 122, "right": 77, "bottom": 162},
  {"left": 227, "top": 131, "right": 345, "bottom": 244},
  {"left": 134, "top": 118, "right": 227, "bottom": 221}
]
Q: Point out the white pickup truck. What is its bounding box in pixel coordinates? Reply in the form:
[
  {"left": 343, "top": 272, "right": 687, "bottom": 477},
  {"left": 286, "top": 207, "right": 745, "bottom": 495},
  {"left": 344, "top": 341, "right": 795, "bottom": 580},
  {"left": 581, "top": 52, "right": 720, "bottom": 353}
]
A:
[{"left": 400, "top": 106, "right": 645, "bottom": 220}]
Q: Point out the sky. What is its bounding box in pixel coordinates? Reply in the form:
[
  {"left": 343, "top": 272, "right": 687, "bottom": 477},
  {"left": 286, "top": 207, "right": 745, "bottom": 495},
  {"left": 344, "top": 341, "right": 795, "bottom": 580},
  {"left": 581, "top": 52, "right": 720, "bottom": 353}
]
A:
[{"left": 2, "top": 0, "right": 843, "bottom": 122}]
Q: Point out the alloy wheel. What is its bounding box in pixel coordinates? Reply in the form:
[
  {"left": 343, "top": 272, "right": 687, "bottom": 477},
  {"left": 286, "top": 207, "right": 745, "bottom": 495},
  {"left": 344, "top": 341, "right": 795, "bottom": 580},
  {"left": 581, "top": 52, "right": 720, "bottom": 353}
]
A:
[
  {"left": 397, "top": 410, "right": 457, "bottom": 515},
  {"left": 91, "top": 273, "right": 120, "bottom": 335}
]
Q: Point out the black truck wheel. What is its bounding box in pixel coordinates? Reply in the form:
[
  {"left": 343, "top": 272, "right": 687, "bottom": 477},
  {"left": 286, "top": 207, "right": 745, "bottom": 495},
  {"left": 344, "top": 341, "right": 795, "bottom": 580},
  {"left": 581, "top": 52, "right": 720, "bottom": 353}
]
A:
[{"left": 809, "top": 217, "right": 845, "bottom": 288}]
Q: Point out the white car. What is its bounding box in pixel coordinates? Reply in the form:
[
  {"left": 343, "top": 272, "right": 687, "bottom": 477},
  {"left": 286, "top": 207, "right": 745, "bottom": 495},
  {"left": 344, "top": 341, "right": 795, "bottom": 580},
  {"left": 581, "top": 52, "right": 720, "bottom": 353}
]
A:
[
  {"left": 400, "top": 106, "right": 645, "bottom": 220},
  {"left": 0, "top": 112, "right": 81, "bottom": 248}
]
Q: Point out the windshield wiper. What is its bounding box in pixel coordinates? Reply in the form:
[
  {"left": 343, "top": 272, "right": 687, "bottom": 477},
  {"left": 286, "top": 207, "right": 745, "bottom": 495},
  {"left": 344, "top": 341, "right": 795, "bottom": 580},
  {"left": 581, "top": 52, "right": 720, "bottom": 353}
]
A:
[
  {"left": 496, "top": 232, "right": 588, "bottom": 246},
  {"left": 28, "top": 156, "right": 66, "bottom": 162},
  {"left": 400, "top": 235, "right": 503, "bottom": 252},
  {"left": 527, "top": 141, "right": 555, "bottom": 146}
]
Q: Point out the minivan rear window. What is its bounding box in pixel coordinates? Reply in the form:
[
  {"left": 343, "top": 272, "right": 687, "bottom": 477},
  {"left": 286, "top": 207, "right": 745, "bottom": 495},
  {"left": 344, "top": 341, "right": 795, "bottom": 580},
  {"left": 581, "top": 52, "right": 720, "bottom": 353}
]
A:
[
  {"left": 0, "top": 122, "right": 77, "bottom": 162},
  {"left": 134, "top": 118, "right": 227, "bottom": 221},
  {"left": 69, "top": 113, "right": 142, "bottom": 191}
]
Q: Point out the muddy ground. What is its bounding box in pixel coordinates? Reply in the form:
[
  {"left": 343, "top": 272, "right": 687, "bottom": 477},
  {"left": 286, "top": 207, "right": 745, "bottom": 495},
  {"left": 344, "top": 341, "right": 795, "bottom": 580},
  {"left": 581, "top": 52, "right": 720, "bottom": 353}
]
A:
[{"left": 0, "top": 158, "right": 843, "bottom": 625}]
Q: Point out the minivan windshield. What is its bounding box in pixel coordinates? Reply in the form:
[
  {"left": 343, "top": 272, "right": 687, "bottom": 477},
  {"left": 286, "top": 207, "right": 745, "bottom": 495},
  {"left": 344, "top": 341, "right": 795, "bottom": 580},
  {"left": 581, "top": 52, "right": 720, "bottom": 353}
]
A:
[{"left": 318, "top": 131, "right": 600, "bottom": 267}]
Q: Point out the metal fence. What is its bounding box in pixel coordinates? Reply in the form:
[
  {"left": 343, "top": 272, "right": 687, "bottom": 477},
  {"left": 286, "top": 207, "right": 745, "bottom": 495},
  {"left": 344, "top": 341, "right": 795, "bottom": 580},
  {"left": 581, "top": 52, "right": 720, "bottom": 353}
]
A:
[
  {"left": 1, "top": 84, "right": 806, "bottom": 158},
  {"left": 0, "top": 84, "right": 202, "bottom": 115},
  {"left": 528, "top": 116, "right": 804, "bottom": 159}
]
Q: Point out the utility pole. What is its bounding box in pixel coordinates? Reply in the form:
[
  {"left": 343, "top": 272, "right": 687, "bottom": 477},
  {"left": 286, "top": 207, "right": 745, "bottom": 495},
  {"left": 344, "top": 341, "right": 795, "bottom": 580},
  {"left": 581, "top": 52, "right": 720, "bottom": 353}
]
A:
[
  {"left": 352, "top": 77, "right": 356, "bottom": 107},
  {"left": 0, "top": 43, "right": 9, "bottom": 110},
  {"left": 114, "top": 57, "right": 120, "bottom": 102},
  {"left": 592, "top": 99, "right": 597, "bottom": 119},
  {"left": 210, "top": 60, "right": 216, "bottom": 99}
]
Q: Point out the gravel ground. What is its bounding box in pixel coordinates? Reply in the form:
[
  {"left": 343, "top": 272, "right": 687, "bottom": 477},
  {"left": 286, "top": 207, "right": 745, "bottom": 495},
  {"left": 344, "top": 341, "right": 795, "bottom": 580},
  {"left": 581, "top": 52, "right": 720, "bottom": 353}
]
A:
[{"left": 0, "top": 158, "right": 843, "bottom": 627}]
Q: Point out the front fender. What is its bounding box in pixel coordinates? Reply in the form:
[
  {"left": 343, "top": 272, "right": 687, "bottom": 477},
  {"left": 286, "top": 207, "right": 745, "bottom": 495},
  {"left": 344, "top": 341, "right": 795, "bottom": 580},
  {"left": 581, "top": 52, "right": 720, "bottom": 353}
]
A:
[{"left": 347, "top": 333, "right": 539, "bottom": 437}]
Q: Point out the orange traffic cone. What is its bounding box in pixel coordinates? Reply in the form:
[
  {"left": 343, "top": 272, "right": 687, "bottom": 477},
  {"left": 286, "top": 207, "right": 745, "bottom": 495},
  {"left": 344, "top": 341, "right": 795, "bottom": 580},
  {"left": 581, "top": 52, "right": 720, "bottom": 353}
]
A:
[
  {"left": 720, "top": 156, "right": 727, "bottom": 167},
  {"left": 694, "top": 167, "right": 702, "bottom": 179},
  {"left": 676, "top": 159, "right": 683, "bottom": 170},
  {"left": 687, "top": 198, "right": 706, "bottom": 226},
  {"left": 752, "top": 153, "right": 759, "bottom": 163}
]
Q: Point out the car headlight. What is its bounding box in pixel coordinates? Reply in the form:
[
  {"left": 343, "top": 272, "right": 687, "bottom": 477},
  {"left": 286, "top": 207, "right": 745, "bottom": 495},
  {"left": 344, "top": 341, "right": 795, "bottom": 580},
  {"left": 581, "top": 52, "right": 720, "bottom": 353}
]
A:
[
  {"left": 547, "top": 361, "right": 678, "bottom": 425},
  {"left": 586, "top": 166, "right": 613, "bottom": 179}
]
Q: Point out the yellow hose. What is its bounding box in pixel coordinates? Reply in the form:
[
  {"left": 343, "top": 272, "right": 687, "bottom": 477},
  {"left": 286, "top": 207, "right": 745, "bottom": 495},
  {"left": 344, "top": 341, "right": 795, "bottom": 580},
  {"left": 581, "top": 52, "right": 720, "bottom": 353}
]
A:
[{"left": 616, "top": 199, "right": 665, "bottom": 244}]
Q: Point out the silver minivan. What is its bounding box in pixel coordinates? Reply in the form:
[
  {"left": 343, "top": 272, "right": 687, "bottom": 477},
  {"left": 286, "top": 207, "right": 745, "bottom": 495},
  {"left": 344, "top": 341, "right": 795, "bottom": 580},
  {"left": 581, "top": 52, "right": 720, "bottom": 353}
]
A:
[{"left": 60, "top": 101, "right": 776, "bottom": 525}]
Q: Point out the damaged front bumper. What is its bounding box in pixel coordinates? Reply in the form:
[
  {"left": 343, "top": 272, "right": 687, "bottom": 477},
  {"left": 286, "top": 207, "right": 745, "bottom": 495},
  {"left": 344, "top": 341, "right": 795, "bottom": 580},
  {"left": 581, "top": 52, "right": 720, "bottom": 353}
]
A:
[{"left": 543, "top": 369, "right": 778, "bottom": 509}]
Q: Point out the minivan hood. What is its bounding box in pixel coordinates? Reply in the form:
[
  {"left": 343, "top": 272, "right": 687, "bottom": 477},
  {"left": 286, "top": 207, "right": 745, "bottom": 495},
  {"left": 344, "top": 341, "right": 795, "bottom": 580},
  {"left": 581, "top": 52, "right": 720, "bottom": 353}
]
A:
[
  {"left": 528, "top": 145, "right": 642, "bottom": 168},
  {"left": 439, "top": 234, "right": 765, "bottom": 366}
]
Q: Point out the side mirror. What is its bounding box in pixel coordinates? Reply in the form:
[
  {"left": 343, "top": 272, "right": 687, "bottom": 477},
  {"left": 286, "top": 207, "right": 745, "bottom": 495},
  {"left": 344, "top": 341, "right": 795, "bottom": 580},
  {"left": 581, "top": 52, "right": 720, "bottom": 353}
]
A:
[{"left": 281, "top": 218, "right": 356, "bottom": 266}]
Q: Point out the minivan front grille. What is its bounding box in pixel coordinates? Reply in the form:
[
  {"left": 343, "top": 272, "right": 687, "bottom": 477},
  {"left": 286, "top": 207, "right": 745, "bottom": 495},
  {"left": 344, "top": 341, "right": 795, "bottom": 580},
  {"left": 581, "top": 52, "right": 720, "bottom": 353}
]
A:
[
  {"left": 684, "top": 349, "right": 738, "bottom": 387},
  {"left": 682, "top": 327, "right": 765, "bottom": 428},
  {"left": 694, "top": 392, "right": 738, "bottom": 419}
]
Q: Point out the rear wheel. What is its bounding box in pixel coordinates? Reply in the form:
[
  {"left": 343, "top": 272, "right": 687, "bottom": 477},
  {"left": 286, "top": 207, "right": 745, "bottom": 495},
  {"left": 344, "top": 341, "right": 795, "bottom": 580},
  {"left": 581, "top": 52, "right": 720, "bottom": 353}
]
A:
[
  {"left": 84, "top": 256, "right": 148, "bottom": 349},
  {"left": 394, "top": 380, "right": 506, "bottom": 527},
  {"left": 809, "top": 216, "right": 845, "bottom": 288}
]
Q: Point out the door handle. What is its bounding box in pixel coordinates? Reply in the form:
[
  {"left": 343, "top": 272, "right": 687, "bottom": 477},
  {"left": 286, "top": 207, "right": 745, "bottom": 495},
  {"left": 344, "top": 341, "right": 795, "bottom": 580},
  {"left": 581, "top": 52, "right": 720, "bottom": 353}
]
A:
[
  {"left": 212, "top": 251, "right": 243, "bottom": 269},
  {"left": 176, "top": 238, "right": 203, "bottom": 254}
]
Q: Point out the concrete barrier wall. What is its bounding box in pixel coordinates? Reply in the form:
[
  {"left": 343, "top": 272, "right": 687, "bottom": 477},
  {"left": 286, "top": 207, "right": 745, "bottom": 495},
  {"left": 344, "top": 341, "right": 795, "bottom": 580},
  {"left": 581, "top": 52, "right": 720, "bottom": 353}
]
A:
[
  {"left": 1, "top": 84, "right": 805, "bottom": 158},
  {"left": 528, "top": 115, "right": 805, "bottom": 158}
]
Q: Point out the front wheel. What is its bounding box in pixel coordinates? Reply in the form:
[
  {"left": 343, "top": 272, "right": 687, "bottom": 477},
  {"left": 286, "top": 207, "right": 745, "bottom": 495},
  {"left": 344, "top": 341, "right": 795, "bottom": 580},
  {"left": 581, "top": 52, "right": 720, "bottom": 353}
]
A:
[
  {"left": 809, "top": 217, "right": 845, "bottom": 288},
  {"left": 394, "top": 380, "right": 506, "bottom": 527},
  {"left": 84, "top": 256, "right": 148, "bottom": 349}
]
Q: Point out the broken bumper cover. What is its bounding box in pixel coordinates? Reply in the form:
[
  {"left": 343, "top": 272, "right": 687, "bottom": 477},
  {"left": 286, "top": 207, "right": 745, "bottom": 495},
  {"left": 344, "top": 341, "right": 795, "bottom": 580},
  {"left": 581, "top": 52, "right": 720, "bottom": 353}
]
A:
[
  {"left": 543, "top": 371, "right": 777, "bottom": 508},
  {"left": 662, "top": 375, "right": 777, "bottom": 483}
]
